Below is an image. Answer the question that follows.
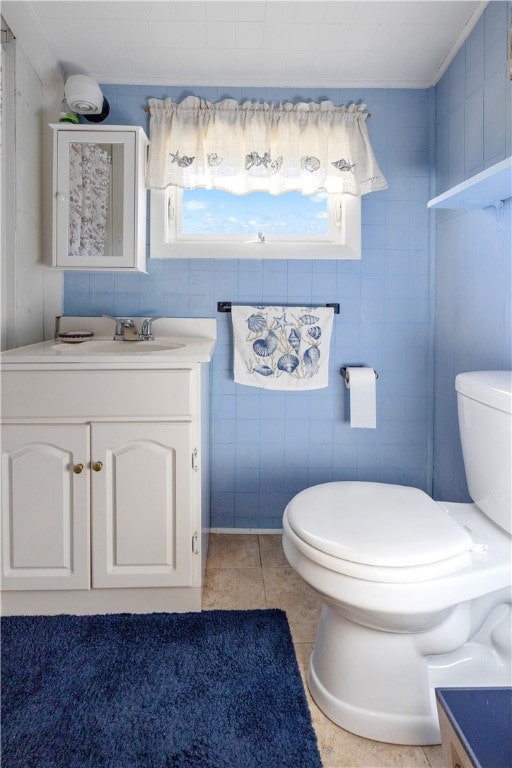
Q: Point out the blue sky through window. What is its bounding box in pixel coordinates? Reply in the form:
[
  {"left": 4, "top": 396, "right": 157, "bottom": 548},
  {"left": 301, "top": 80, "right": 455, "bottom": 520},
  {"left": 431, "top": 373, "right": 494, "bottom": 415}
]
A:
[{"left": 182, "top": 189, "right": 329, "bottom": 236}]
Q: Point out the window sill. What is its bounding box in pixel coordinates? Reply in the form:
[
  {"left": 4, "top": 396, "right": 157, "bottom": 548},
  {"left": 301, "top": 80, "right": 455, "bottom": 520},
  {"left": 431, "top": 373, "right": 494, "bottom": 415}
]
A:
[{"left": 149, "top": 240, "right": 361, "bottom": 260}]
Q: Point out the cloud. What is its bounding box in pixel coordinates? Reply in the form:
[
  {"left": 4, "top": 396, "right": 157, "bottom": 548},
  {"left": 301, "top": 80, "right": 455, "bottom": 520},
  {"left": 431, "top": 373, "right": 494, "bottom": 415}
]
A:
[
  {"left": 184, "top": 200, "right": 208, "bottom": 211},
  {"left": 309, "top": 192, "right": 328, "bottom": 203}
]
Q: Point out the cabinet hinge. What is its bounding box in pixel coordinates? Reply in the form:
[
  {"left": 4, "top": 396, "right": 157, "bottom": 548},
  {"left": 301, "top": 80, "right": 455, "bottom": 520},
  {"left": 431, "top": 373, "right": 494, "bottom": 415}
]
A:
[
  {"left": 192, "top": 530, "right": 200, "bottom": 555},
  {"left": 192, "top": 448, "right": 199, "bottom": 472}
]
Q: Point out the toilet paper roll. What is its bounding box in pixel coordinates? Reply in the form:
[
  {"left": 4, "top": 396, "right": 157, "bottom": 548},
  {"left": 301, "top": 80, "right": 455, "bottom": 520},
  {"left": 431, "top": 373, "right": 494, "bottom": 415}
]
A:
[{"left": 347, "top": 367, "right": 376, "bottom": 428}]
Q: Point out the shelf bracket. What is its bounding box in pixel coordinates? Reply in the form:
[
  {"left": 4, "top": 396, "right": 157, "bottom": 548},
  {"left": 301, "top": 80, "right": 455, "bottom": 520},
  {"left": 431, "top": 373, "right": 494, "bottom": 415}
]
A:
[{"left": 488, "top": 200, "right": 504, "bottom": 232}]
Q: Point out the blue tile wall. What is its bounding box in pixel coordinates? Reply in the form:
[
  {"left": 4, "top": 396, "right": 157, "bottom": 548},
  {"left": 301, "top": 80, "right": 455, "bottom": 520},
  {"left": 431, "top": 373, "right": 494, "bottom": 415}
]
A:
[
  {"left": 433, "top": 0, "right": 512, "bottom": 501},
  {"left": 64, "top": 84, "right": 434, "bottom": 529}
]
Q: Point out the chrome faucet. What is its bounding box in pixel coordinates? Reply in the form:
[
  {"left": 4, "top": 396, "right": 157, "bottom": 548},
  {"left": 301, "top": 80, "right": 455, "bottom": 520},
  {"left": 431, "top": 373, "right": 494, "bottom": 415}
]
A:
[
  {"left": 140, "top": 316, "right": 163, "bottom": 341},
  {"left": 104, "top": 315, "right": 138, "bottom": 341}
]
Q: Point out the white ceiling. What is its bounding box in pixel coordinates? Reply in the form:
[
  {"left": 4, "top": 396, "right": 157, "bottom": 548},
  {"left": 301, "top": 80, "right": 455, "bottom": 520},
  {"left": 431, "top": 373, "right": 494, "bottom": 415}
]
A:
[{"left": 3, "top": 0, "right": 488, "bottom": 89}]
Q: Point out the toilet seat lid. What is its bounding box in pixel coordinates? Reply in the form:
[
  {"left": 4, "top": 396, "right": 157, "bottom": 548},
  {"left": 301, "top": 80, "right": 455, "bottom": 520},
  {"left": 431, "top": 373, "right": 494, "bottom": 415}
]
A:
[{"left": 285, "top": 482, "right": 473, "bottom": 568}]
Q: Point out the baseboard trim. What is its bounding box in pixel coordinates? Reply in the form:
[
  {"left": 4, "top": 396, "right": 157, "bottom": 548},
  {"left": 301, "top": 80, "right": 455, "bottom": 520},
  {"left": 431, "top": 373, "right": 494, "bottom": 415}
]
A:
[{"left": 209, "top": 528, "right": 283, "bottom": 535}]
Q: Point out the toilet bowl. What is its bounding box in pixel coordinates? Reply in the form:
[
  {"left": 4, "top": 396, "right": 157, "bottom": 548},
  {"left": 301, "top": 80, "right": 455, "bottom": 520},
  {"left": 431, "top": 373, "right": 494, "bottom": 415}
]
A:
[{"left": 282, "top": 371, "right": 512, "bottom": 745}]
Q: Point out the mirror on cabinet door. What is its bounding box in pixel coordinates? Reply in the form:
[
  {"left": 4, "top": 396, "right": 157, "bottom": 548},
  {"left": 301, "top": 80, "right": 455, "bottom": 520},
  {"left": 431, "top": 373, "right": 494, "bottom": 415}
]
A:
[{"left": 51, "top": 126, "right": 148, "bottom": 272}]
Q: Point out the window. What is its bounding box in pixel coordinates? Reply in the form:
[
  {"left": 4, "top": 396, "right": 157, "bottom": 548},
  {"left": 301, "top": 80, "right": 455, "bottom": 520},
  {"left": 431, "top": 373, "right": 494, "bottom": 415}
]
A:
[
  {"left": 182, "top": 189, "right": 330, "bottom": 238},
  {"left": 146, "top": 96, "right": 387, "bottom": 260},
  {"left": 150, "top": 187, "right": 361, "bottom": 260},
  {"left": 146, "top": 97, "right": 387, "bottom": 199}
]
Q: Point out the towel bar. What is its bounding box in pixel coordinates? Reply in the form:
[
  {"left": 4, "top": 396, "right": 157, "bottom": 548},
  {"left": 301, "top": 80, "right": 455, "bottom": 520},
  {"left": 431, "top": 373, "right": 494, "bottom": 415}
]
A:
[
  {"left": 340, "top": 365, "right": 379, "bottom": 384},
  {"left": 218, "top": 301, "right": 340, "bottom": 314}
]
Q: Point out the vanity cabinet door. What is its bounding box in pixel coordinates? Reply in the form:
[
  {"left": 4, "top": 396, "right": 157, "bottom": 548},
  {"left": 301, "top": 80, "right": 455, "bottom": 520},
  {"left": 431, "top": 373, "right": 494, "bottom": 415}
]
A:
[
  {"left": 1, "top": 424, "right": 90, "bottom": 590},
  {"left": 51, "top": 125, "right": 148, "bottom": 272},
  {"left": 91, "top": 421, "right": 197, "bottom": 588}
]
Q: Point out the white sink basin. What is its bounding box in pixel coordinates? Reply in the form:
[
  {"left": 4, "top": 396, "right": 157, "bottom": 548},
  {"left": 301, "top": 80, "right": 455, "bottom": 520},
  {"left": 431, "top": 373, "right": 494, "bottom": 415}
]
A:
[
  {"left": 1, "top": 318, "right": 216, "bottom": 366},
  {"left": 52, "top": 340, "right": 186, "bottom": 354}
]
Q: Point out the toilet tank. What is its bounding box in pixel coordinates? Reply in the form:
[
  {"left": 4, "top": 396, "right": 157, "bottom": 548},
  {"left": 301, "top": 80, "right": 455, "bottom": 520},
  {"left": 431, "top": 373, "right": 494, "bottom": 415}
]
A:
[{"left": 456, "top": 371, "right": 512, "bottom": 534}]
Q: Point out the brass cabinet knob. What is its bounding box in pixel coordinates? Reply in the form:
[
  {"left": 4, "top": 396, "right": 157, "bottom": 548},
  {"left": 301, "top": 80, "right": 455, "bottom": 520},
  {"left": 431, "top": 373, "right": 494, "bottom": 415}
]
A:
[
  {"left": 73, "top": 463, "right": 84, "bottom": 474},
  {"left": 92, "top": 461, "right": 103, "bottom": 472}
]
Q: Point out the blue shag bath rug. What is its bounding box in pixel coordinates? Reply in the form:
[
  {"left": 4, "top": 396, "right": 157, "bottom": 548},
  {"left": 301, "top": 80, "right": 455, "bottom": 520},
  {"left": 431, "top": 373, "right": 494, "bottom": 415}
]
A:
[{"left": 1, "top": 609, "right": 321, "bottom": 768}]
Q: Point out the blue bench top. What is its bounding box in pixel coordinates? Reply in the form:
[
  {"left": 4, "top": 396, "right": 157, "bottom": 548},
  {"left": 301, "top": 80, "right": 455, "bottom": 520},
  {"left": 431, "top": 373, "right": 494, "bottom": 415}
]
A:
[{"left": 436, "top": 687, "right": 512, "bottom": 768}]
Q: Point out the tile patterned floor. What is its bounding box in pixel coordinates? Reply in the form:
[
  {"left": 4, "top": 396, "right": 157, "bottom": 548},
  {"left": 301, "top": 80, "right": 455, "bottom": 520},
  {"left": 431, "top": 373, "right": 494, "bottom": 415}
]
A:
[{"left": 202, "top": 533, "right": 445, "bottom": 768}]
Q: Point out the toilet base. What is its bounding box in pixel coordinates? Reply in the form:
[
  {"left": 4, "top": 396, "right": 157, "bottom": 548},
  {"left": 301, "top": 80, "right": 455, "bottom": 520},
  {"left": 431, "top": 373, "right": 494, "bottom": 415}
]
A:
[
  {"left": 308, "top": 662, "right": 440, "bottom": 746},
  {"left": 307, "top": 604, "right": 443, "bottom": 745},
  {"left": 306, "top": 593, "right": 511, "bottom": 745}
]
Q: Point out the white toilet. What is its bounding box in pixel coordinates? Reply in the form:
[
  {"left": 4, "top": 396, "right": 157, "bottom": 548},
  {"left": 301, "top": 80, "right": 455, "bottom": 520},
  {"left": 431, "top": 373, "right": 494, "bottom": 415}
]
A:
[{"left": 282, "top": 371, "right": 512, "bottom": 745}]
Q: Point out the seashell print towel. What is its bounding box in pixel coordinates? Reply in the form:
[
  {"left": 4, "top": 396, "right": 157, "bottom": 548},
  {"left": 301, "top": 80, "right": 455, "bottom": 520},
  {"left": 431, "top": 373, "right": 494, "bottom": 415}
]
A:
[{"left": 232, "top": 305, "right": 334, "bottom": 390}]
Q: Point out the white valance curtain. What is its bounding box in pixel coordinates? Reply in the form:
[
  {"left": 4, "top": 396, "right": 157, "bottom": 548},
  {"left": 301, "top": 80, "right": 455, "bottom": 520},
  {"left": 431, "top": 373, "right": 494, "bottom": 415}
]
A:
[{"left": 146, "top": 96, "right": 387, "bottom": 196}]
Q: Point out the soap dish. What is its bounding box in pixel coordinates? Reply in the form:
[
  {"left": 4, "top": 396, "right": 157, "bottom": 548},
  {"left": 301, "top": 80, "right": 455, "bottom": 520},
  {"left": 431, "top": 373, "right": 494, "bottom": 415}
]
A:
[{"left": 57, "top": 331, "right": 94, "bottom": 343}]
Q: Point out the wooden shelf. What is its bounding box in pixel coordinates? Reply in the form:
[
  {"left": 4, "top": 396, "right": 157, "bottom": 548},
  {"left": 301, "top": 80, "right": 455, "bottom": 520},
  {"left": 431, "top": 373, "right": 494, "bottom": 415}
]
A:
[{"left": 428, "top": 156, "right": 512, "bottom": 210}]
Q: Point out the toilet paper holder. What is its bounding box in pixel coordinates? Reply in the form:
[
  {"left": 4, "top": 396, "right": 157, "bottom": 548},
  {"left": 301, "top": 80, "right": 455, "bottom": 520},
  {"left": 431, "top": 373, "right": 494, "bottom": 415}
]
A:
[{"left": 340, "top": 365, "right": 379, "bottom": 386}]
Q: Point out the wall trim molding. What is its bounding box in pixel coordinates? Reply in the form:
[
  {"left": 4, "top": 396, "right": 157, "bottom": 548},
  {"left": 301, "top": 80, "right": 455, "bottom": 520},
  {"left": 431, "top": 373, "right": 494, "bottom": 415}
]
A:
[{"left": 209, "top": 528, "right": 283, "bottom": 535}]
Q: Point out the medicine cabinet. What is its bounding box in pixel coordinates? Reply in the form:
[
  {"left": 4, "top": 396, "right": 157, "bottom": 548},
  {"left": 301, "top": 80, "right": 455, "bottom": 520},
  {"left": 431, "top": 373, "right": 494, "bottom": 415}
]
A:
[{"left": 51, "top": 125, "right": 148, "bottom": 272}]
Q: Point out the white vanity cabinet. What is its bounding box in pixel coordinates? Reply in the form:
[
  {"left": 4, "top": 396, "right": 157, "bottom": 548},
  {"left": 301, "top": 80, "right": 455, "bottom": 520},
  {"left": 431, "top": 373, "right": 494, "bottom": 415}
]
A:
[
  {"left": 0, "top": 331, "right": 214, "bottom": 615},
  {"left": 1, "top": 423, "right": 90, "bottom": 591},
  {"left": 90, "top": 420, "right": 194, "bottom": 589},
  {"left": 51, "top": 124, "right": 148, "bottom": 271},
  {"left": 1, "top": 420, "right": 194, "bottom": 593}
]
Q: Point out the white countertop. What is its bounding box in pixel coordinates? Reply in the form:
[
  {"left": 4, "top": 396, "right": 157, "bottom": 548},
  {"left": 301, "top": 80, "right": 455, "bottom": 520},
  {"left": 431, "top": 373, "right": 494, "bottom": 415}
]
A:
[{"left": 1, "top": 317, "right": 217, "bottom": 369}]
